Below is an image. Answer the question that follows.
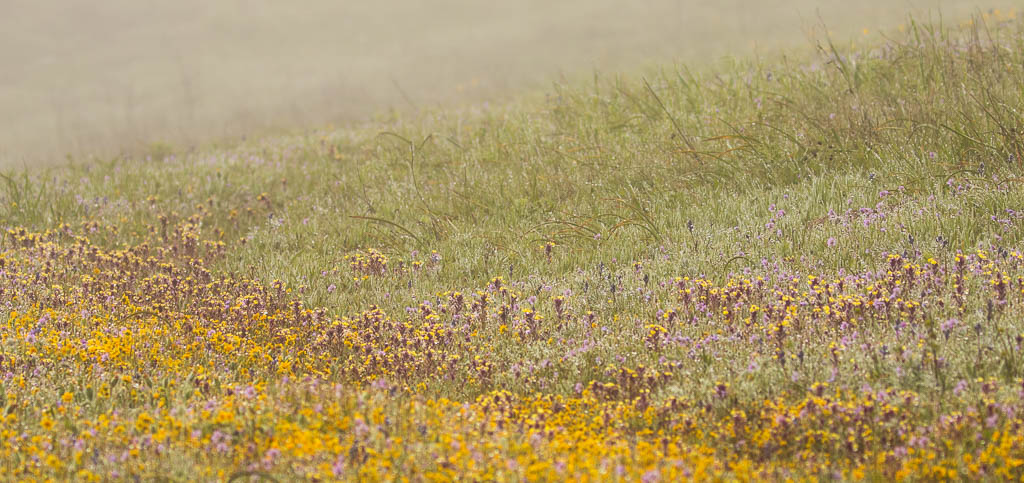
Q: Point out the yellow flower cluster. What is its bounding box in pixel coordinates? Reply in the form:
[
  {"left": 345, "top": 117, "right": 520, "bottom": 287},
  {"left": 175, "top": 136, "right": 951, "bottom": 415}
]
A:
[{"left": 2, "top": 215, "right": 1024, "bottom": 480}]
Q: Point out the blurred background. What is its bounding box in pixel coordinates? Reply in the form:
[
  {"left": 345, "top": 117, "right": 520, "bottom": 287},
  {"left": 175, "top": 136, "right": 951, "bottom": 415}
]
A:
[{"left": 1, "top": 0, "right": 1016, "bottom": 166}]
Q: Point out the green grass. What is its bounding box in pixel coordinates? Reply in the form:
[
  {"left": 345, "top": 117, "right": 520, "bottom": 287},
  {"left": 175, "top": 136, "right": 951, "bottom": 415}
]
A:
[
  {"left": 6, "top": 14, "right": 1023, "bottom": 303},
  {"left": 2, "top": 10, "right": 1024, "bottom": 480}
]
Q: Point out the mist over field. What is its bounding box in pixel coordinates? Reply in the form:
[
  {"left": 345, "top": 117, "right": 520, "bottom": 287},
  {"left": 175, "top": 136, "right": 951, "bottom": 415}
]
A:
[{"left": 1, "top": 0, "right": 1015, "bottom": 166}]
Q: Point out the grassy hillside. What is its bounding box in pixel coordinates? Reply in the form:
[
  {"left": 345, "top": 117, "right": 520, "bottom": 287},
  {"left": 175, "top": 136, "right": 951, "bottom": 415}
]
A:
[
  {"left": 2, "top": 9, "right": 1024, "bottom": 481},
  {"left": 2, "top": 0, "right": 1019, "bottom": 165}
]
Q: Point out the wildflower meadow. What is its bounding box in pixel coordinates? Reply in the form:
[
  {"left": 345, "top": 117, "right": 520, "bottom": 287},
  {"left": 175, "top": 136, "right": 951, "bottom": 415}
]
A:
[{"left": 2, "top": 10, "right": 1024, "bottom": 481}]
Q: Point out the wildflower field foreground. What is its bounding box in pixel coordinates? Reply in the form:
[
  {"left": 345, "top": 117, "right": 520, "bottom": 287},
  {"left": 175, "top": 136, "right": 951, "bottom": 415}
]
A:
[{"left": 3, "top": 11, "right": 1024, "bottom": 481}]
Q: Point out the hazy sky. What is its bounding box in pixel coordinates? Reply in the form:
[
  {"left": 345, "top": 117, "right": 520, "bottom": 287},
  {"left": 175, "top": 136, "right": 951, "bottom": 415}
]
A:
[{"left": 1, "top": 0, "right": 1016, "bottom": 165}]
